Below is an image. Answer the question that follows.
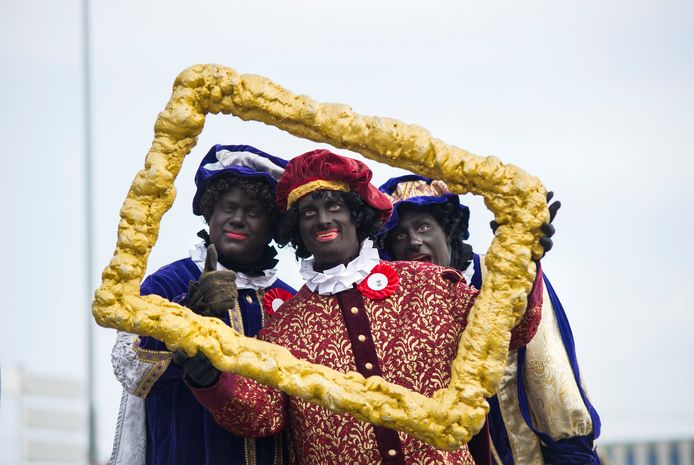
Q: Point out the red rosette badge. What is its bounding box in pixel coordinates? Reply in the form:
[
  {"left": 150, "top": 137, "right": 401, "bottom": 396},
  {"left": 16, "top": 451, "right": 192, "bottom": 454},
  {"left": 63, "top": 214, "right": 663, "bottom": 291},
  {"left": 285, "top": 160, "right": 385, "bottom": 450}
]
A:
[
  {"left": 263, "top": 288, "right": 293, "bottom": 316},
  {"left": 357, "top": 263, "right": 399, "bottom": 300}
]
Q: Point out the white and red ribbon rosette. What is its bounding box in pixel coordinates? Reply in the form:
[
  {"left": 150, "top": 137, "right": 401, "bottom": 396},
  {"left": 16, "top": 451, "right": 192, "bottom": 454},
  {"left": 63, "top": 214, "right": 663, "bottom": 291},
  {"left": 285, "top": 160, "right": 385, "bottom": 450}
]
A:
[
  {"left": 262, "top": 288, "right": 294, "bottom": 316},
  {"left": 357, "top": 263, "right": 399, "bottom": 300}
]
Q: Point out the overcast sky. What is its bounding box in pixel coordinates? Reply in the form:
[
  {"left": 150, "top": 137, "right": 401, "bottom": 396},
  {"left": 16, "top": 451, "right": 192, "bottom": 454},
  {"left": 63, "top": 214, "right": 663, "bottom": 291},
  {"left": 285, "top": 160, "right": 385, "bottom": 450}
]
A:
[{"left": 1, "top": 0, "right": 693, "bottom": 462}]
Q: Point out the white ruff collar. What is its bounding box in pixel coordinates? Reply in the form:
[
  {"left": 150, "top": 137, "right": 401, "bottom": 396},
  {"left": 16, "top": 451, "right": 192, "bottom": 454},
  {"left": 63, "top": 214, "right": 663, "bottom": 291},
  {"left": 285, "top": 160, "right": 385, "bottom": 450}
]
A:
[
  {"left": 189, "top": 241, "right": 278, "bottom": 290},
  {"left": 300, "top": 239, "right": 380, "bottom": 295}
]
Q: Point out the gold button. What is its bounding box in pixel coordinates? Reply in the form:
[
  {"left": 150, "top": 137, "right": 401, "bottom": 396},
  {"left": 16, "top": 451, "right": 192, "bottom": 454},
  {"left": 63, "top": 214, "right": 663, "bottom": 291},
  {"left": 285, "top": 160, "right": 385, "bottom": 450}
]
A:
[
  {"left": 364, "top": 362, "right": 373, "bottom": 370},
  {"left": 388, "top": 449, "right": 397, "bottom": 457},
  {"left": 350, "top": 306, "right": 359, "bottom": 314},
  {"left": 357, "top": 335, "right": 366, "bottom": 342},
  {"left": 245, "top": 295, "right": 253, "bottom": 304}
]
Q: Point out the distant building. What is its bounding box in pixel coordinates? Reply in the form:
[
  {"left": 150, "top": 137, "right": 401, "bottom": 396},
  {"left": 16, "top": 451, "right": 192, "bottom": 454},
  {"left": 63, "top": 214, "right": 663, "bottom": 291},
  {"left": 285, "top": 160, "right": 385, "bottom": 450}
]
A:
[
  {"left": 0, "top": 368, "right": 88, "bottom": 465},
  {"left": 601, "top": 439, "right": 694, "bottom": 465}
]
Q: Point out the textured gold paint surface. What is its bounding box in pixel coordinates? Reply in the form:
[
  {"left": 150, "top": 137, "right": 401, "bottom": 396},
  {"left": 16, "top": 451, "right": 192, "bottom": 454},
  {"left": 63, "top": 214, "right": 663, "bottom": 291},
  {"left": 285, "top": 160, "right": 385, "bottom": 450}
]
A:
[{"left": 92, "top": 64, "right": 548, "bottom": 450}]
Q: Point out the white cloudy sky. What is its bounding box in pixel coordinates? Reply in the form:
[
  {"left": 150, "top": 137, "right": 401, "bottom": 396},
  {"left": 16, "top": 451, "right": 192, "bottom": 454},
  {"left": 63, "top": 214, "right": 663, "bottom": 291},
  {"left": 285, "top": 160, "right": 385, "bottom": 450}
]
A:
[{"left": 1, "top": 0, "right": 693, "bottom": 462}]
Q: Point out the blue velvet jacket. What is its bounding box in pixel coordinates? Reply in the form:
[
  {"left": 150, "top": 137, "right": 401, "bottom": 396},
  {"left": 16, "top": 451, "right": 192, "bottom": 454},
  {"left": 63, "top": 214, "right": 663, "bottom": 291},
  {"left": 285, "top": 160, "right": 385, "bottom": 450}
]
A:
[{"left": 138, "top": 257, "right": 295, "bottom": 465}]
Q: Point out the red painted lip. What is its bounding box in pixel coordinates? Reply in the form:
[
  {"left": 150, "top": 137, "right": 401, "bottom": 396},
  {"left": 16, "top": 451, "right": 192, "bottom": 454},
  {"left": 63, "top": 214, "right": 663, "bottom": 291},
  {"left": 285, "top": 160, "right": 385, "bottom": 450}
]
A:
[
  {"left": 314, "top": 229, "right": 340, "bottom": 242},
  {"left": 409, "top": 253, "right": 432, "bottom": 263},
  {"left": 225, "top": 232, "right": 248, "bottom": 240}
]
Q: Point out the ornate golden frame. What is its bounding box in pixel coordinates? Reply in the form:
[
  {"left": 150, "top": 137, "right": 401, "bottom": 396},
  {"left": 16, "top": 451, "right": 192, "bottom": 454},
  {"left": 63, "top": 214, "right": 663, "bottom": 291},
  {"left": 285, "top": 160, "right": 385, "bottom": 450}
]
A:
[{"left": 92, "top": 64, "right": 548, "bottom": 450}]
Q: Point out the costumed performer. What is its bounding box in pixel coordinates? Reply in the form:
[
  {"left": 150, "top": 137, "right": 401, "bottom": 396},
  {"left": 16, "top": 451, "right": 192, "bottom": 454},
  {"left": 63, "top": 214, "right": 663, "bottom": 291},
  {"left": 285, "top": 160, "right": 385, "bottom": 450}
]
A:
[
  {"left": 376, "top": 175, "right": 601, "bottom": 465},
  {"left": 179, "top": 149, "right": 546, "bottom": 465},
  {"left": 109, "top": 144, "right": 296, "bottom": 465}
]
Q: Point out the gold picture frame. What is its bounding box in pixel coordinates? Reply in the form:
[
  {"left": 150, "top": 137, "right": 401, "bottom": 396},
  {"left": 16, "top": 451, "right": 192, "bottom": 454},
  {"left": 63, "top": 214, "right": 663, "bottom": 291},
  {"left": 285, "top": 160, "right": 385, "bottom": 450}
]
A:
[{"left": 92, "top": 64, "right": 548, "bottom": 451}]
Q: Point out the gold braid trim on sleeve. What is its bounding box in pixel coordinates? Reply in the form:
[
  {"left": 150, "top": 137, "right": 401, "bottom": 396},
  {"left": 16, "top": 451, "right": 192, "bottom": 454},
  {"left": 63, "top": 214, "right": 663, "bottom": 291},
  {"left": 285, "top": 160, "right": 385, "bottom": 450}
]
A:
[
  {"left": 131, "top": 338, "right": 173, "bottom": 398},
  {"left": 92, "top": 64, "right": 548, "bottom": 451}
]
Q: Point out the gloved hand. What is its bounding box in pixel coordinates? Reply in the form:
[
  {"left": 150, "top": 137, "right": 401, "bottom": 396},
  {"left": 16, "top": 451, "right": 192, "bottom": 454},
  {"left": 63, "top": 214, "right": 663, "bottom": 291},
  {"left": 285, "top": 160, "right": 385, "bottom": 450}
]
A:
[
  {"left": 538, "top": 191, "right": 561, "bottom": 256},
  {"left": 185, "top": 244, "right": 238, "bottom": 319},
  {"left": 173, "top": 349, "right": 220, "bottom": 388},
  {"left": 490, "top": 191, "right": 561, "bottom": 257}
]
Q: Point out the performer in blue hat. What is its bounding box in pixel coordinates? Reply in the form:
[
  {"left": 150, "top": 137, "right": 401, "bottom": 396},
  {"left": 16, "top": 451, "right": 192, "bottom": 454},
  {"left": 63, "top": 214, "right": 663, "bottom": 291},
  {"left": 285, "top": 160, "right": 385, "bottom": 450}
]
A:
[
  {"left": 376, "top": 174, "right": 602, "bottom": 465},
  {"left": 110, "top": 144, "right": 296, "bottom": 465}
]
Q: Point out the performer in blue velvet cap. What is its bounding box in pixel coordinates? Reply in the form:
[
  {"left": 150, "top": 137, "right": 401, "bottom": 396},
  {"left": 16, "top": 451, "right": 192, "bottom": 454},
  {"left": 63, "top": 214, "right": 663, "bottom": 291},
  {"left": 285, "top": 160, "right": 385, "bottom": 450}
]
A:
[
  {"left": 376, "top": 174, "right": 602, "bottom": 465},
  {"left": 109, "top": 144, "right": 296, "bottom": 465}
]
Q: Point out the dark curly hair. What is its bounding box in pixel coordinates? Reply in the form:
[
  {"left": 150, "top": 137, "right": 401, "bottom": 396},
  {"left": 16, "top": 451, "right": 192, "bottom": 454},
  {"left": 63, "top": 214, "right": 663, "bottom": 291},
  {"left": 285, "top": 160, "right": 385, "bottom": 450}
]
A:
[
  {"left": 277, "top": 190, "right": 383, "bottom": 259},
  {"left": 377, "top": 200, "right": 473, "bottom": 271},
  {"left": 199, "top": 174, "right": 279, "bottom": 230}
]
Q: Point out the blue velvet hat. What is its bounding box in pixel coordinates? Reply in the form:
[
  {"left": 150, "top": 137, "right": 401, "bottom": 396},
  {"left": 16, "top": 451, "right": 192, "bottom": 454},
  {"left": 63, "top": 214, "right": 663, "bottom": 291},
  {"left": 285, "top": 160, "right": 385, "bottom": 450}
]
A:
[
  {"left": 192, "top": 144, "right": 288, "bottom": 216},
  {"left": 377, "top": 174, "right": 470, "bottom": 240}
]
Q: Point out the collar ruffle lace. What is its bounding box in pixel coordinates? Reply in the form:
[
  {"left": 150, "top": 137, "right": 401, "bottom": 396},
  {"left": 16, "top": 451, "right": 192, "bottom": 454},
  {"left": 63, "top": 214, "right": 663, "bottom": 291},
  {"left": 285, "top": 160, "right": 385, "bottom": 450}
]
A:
[
  {"left": 300, "top": 239, "right": 380, "bottom": 295},
  {"left": 189, "top": 242, "right": 278, "bottom": 290}
]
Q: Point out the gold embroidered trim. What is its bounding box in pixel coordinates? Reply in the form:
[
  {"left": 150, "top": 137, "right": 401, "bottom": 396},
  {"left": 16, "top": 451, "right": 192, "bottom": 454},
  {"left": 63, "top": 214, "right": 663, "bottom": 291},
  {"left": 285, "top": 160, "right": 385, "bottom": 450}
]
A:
[
  {"left": 256, "top": 289, "right": 266, "bottom": 328},
  {"left": 133, "top": 337, "right": 174, "bottom": 362},
  {"left": 244, "top": 437, "right": 256, "bottom": 465},
  {"left": 228, "top": 300, "right": 245, "bottom": 336},
  {"left": 131, "top": 338, "right": 173, "bottom": 398},
  {"left": 386, "top": 179, "right": 452, "bottom": 204},
  {"left": 286, "top": 180, "right": 350, "bottom": 209},
  {"left": 133, "top": 358, "right": 172, "bottom": 398}
]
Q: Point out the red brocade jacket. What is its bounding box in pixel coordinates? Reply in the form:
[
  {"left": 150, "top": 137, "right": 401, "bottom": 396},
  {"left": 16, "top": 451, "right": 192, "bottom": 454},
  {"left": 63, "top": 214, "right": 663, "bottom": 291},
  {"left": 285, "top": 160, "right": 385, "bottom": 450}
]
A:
[{"left": 192, "top": 261, "right": 543, "bottom": 465}]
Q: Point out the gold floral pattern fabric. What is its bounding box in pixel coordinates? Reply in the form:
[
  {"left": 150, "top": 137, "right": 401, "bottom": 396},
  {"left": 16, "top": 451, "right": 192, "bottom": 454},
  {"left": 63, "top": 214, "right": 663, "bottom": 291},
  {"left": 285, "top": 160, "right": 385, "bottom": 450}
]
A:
[{"left": 522, "top": 285, "right": 593, "bottom": 439}]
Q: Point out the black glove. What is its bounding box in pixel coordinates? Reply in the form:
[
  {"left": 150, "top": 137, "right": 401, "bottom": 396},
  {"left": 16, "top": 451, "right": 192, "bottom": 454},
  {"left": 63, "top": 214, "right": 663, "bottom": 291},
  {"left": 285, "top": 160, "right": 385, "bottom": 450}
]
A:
[
  {"left": 490, "top": 191, "right": 561, "bottom": 257},
  {"left": 538, "top": 191, "right": 561, "bottom": 256},
  {"left": 185, "top": 244, "right": 238, "bottom": 318},
  {"left": 173, "top": 349, "right": 220, "bottom": 388}
]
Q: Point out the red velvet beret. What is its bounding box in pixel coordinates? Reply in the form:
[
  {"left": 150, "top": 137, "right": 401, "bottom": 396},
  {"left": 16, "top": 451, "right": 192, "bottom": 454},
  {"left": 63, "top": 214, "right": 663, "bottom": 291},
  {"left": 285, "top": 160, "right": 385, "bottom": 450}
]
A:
[{"left": 276, "top": 149, "right": 393, "bottom": 223}]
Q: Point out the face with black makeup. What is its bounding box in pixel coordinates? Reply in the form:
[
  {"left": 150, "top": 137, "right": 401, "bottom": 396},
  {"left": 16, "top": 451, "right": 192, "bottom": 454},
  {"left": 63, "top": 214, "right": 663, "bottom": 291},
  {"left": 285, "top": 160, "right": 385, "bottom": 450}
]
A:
[
  {"left": 296, "top": 190, "right": 361, "bottom": 266},
  {"left": 388, "top": 204, "right": 452, "bottom": 267},
  {"left": 207, "top": 186, "right": 273, "bottom": 265}
]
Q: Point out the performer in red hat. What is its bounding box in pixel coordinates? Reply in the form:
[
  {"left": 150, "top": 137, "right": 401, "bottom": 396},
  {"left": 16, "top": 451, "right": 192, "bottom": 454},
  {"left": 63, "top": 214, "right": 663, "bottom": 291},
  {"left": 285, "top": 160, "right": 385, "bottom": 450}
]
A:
[{"left": 182, "top": 149, "right": 545, "bottom": 465}]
